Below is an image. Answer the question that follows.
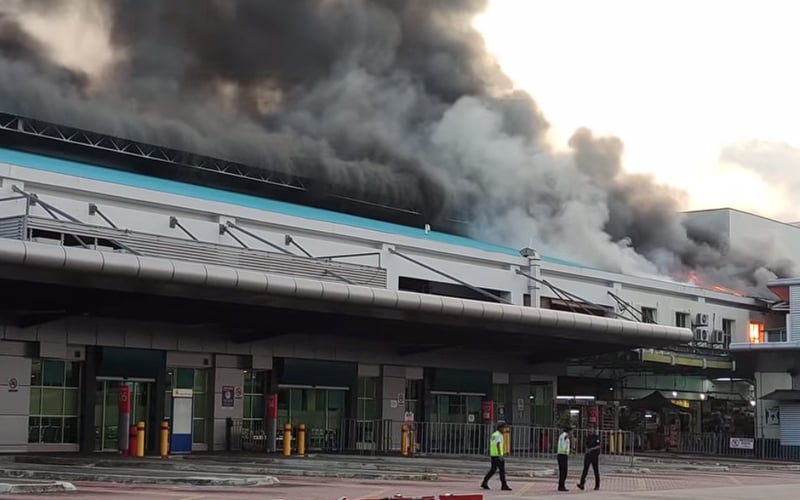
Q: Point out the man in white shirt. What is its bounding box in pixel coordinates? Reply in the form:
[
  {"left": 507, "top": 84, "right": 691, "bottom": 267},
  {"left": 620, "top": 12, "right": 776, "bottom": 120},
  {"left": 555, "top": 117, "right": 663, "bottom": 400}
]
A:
[{"left": 556, "top": 425, "right": 572, "bottom": 492}]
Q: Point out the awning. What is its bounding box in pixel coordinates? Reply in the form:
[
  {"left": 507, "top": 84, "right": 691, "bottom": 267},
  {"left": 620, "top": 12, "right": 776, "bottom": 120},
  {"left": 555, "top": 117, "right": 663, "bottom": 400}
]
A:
[
  {"left": 760, "top": 390, "right": 800, "bottom": 401},
  {"left": 0, "top": 238, "right": 693, "bottom": 345},
  {"left": 625, "top": 391, "right": 692, "bottom": 411}
]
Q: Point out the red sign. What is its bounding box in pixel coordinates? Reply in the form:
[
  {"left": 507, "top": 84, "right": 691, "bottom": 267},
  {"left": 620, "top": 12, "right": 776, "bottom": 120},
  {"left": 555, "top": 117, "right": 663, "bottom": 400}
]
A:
[
  {"left": 7, "top": 378, "right": 18, "bottom": 392},
  {"left": 118, "top": 385, "right": 131, "bottom": 414},
  {"left": 481, "top": 400, "right": 494, "bottom": 421},
  {"left": 266, "top": 393, "right": 278, "bottom": 419},
  {"left": 588, "top": 405, "right": 599, "bottom": 424}
]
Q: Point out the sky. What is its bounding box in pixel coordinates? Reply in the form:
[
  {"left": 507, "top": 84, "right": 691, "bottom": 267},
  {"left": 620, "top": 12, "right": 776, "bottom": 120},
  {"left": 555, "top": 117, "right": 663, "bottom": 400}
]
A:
[{"left": 475, "top": 0, "right": 800, "bottom": 222}]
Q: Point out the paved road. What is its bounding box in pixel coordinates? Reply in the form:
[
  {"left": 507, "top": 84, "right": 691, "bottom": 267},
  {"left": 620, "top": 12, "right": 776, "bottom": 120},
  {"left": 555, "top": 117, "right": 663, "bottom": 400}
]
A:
[{"left": 4, "top": 469, "right": 800, "bottom": 499}]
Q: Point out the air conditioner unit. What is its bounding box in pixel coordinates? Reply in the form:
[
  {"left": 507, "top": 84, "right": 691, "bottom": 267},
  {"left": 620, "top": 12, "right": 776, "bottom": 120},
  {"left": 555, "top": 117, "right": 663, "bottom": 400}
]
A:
[
  {"left": 713, "top": 329, "right": 725, "bottom": 344},
  {"left": 694, "top": 327, "right": 709, "bottom": 342},
  {"left": 695, "top": 313, "right": 709, "bottom": 326}
]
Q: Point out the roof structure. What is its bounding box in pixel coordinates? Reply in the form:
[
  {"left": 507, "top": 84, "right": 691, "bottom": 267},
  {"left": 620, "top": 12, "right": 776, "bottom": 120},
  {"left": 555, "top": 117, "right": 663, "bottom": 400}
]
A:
[{"left": 0, "top": 146, "right": 586, "bottom": 267}]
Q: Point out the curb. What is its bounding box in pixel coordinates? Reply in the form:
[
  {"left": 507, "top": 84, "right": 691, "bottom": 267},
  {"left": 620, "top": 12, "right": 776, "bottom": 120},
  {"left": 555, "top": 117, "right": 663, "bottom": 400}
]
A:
[
  {"left": 0, "top": 481, "right": 76, "bottom": 494},
  {"left": 0, "top": 469, "right": 279, "bottom": 487}
]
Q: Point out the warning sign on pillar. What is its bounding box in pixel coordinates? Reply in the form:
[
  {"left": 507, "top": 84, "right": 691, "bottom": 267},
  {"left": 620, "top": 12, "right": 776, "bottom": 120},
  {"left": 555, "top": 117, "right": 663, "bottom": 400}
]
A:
[
  {"left": 7, "top": 378, "right": 18, "bottom": 393},
  {"left": 221, "top": 385, "right": 234, "bottom": 408}
]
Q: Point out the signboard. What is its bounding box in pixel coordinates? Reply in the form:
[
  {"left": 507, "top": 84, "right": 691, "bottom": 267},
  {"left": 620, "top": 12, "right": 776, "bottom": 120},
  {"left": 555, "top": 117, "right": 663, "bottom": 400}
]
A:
[
  {"left": 234, "top": 386, "right": 243, "bottom": 399},
  {"left": 398, "top": 392, "right": 405, "bottom": 405},
  {"left": 266, "top": 394, "right": 278, "bottom": 419},
  {"left": 729, "top": 437, "right": 755, "bottom": 450},
  {"left": 7, "top": 378, "right": 18, "bottom": 393},
  {"left": 481, "top": 400, "right": 494, "bottom": 421},
  {"left": 173, "top": 388, "right": 193, "bottom": 398},
  {"left": 517, "top": 398, "right": 524, "bottom": 411},
  {"left": 221, "top": 385, "right": 234, "bottom": 408},
  {"left": 766, "top": 407, "right": 780, "bottom": 426},
  {"left": 118, "top": 385, "right": 131, "bottom": 413},
  {"left": 587, "top": 405, "right": 599, "bottom": 424}
]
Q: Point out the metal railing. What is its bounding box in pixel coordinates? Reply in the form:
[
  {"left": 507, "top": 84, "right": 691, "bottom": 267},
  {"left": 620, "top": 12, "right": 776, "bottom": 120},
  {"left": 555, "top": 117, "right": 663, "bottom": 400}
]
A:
[
  {"left": 222, "top": 418, "right": 636, "bottom": 463},
  {"left": 672, "top": 432, "right": 800, "bottom": 461}
]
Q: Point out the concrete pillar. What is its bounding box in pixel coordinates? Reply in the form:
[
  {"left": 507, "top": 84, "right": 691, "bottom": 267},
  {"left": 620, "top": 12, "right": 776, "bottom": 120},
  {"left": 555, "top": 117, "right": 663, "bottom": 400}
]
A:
[
  {"left": 382, "top": 365, "right": 407, "bottom": 451},
  {"left": 212, "top": 355, "right": 245, "bottom": 451}
]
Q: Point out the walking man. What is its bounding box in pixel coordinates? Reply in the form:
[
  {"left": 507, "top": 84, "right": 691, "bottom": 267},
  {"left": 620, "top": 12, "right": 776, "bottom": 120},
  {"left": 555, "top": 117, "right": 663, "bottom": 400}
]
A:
[
  {"left": 557, "top": 425, "right": 571, "bottom": 492},
  {"left": 577, "top": 427, "right": 601, "bottom": 490},
  {"left": 481, "top": 423, "right": 511, "bottom": 491}
]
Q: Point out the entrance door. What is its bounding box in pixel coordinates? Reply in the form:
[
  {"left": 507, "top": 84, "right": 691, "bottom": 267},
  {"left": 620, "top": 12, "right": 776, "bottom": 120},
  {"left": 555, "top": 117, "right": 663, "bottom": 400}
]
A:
[
  {"left": 277, "top": 387, "right": 348, "bottom": 450},
  {"left": 94, "top": 380, "right": 152, "bottom": 451}
]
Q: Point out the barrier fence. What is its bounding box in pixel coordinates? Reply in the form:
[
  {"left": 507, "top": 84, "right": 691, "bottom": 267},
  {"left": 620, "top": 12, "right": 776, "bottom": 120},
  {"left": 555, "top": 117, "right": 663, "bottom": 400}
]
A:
[
  {"left": 225, "top": 418, "right": 635, "bottom": 463},
  {"left": 672, "top": 432, "right": 800, "bottom": 461}
]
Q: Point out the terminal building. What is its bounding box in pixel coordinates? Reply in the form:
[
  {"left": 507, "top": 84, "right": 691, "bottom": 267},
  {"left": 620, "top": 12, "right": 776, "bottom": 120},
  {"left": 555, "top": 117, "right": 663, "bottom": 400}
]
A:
[{"left": 0, "top": 113, "right": 776, "bottom": 455}]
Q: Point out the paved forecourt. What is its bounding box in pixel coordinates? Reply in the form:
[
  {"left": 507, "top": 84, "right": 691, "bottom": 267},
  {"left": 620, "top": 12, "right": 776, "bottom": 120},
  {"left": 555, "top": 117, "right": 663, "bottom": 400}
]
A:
[{"left": 4, "top": 468, "right": 800, "bottom": 500}]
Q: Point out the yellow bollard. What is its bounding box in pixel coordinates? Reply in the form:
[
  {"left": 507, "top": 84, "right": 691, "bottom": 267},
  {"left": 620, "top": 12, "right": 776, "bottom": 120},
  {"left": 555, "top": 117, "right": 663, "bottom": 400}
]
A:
[
  {"left": 502, "top": 426, "right": 510, "bottom": 456},
  {"left": 136, "top": 421, "right": 146, "bottom": 458},
  {"left": 282, "top": 424, "right": 292, "bottom": 457},
  {"left": 506, "top": 426, "right": 512, "bottom": 456},
  {"left": 401, "top": 424, "right": 408, "bottom": 456},
  {"left": 297, "top": 424, "right": 306, "bottom": 456},
  {"left": 159, "top": 420, "right": 169, "bottom": 459}
]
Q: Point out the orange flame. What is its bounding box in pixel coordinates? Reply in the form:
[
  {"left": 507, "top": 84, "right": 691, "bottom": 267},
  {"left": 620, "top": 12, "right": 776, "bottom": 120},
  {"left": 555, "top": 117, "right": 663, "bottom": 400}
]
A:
[{"left": 674, "top": 270, "right": 746, "bottom": 297}]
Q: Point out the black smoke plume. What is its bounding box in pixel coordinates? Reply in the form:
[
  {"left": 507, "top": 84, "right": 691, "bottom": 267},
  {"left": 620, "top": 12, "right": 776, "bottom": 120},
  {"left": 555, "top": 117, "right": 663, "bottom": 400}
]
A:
[{"left": 0, "top": 0, "right": 792, "bottom": 296}]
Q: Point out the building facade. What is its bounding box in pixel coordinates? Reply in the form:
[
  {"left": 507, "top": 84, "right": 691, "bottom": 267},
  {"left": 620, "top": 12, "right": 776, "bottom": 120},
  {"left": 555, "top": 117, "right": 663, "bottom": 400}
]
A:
[{"left": 0, "top": 117, "right": 773, "bottom": 454}]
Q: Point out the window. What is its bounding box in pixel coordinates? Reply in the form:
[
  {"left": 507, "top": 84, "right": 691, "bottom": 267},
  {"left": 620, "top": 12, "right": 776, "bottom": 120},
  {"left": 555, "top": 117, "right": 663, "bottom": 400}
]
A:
[
  {"left": 641, "top": 307, "right": 657, "bottom": 324},
  {"left": 675, "top": 312, "right": 690, "bottom": 328},
  {"left": 243, "top": 370, "right": 266, "bottom": 432},
  {"left": 748, "top": 322, "right": 764, "bottom": 344},
  {"left": 722, "top": 319, "right": 735, "bottom": 348},
  {"left": 767, "top": 329, "right": 788, "bottom": 343},
  {"left": 29, "top": 360, "right": 81, "bottom": 444}
]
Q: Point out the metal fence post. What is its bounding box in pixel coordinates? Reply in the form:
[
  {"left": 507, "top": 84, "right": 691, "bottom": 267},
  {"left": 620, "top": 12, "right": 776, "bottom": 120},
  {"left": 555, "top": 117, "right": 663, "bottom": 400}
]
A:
[{"left": 225, "top": 417, "right": 232, "bottom": 452}]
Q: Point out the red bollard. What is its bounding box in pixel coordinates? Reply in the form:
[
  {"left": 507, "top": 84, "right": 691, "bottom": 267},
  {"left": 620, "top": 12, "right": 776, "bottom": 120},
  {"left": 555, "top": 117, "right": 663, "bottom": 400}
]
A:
[{"left": 128, "top": 425, "right": 138, "bottom": 457}]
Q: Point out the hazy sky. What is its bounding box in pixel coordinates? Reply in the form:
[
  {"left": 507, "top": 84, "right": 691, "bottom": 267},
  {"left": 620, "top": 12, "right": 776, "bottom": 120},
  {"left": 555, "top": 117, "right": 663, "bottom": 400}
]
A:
[{"left": 476, "top": 0, "right": 800, "bottom": 221}]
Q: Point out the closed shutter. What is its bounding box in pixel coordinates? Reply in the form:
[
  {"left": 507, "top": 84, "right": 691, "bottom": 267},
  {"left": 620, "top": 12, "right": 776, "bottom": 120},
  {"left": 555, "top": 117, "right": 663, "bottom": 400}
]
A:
[{"left": 780, "top": 403, "right": 800, "bottom": 445}]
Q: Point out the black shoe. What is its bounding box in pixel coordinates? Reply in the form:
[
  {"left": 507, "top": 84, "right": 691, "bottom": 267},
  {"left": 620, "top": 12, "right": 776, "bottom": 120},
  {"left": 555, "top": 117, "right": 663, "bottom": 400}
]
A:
[
  {"left": 559, "top": 487, "right": 569, "bottom": 492},
  {"left": 595, "top": 486, "right": 600, "bottom": 490},
  {"left": 577, "top": 483, "right": 585, "bottom": 490},
  {"left": 480, "top": 483, "right": 490, "bottom": 490},
  {"left": 501, "top": 485, "right": 512, "bottom": 491}
]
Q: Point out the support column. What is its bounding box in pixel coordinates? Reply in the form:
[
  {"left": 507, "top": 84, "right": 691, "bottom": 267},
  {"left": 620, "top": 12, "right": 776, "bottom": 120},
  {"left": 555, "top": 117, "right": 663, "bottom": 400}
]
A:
[
  {"left": 79, "top": 346, "right": 98, "bottom": 454},
  {"left": 382, "top": 365, "right": 407, "bottom": 452},
  {"left": 213, "top": 355, "right": 245, "bottom": 451}
]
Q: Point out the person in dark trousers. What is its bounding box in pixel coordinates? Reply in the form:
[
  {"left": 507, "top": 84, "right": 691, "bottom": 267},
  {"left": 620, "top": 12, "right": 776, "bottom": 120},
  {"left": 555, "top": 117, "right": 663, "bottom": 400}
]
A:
[
  {"left": 557, "top": 425, "right": 572, "bottom": 492},
  {"left": 481, "top": 423, "right": 512, "bottom": 491},
  {"left": 577, "top": 427, "right": 601, "bottom": 490}
]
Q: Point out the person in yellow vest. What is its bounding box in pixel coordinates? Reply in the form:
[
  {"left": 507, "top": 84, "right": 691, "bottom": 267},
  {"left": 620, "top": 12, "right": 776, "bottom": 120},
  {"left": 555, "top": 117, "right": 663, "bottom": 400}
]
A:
[
  {"left": 557, "top": 425, "right": 572, "bottom": 492},
  {"left": 480, "top": 423, "right": 511, "bottom": 491}
]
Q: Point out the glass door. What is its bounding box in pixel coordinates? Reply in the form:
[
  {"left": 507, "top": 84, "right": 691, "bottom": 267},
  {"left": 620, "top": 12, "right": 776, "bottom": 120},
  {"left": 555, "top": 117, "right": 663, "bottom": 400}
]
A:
[
  {"left": 94, "top": 381, "right": 152, "bottom": 452},
  {"left": 277, "top": 387, "right": 348, "bottom": 451}
]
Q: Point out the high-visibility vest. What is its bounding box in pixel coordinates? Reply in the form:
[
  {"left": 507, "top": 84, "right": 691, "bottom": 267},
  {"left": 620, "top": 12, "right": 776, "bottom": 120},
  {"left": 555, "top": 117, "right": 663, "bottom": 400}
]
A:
[
  {"left": 489, "top": 430, "right": 504, "bottom": 457},
  {"left": 557, "top": 432, "right": 571, "bottom": 455}
]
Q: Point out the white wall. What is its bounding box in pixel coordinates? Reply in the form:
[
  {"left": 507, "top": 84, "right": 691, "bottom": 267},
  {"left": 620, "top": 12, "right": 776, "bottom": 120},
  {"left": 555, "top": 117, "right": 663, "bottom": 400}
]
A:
[
  {"left": 754, "top": 372, "right": 792, "bottom": 439},
  {"left": 0, "top": 351, "right": 31, "bottom": 452}
]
